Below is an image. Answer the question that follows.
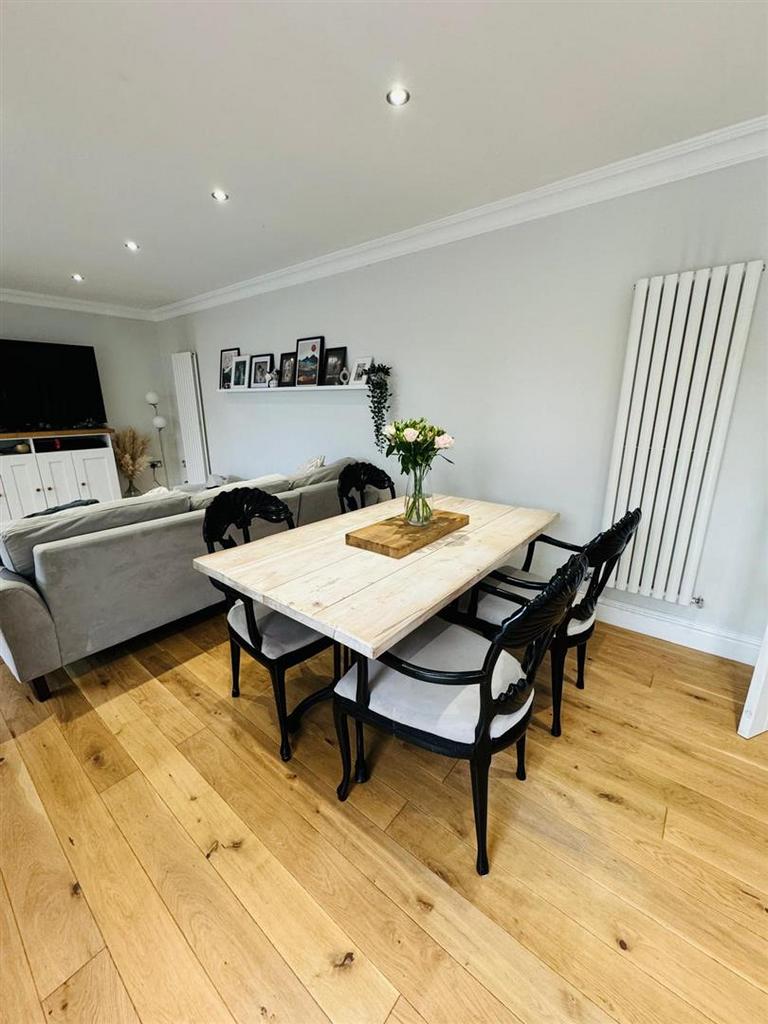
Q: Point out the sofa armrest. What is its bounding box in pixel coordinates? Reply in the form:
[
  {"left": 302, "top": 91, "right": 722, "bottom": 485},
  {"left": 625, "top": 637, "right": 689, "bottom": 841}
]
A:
[{"left": 0, "top": 568, "right": 61, "bottom": 684}]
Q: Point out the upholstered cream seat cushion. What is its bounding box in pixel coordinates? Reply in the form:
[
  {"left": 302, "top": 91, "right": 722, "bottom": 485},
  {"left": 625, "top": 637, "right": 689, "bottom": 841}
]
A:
[
  {"left": 228, "top": 599, "right": 325, "bottom": 660},
  {"left": 334, "top": 617, "right": 533, "bottom": 744},
  {"left": 481, "top": 566, "right": 594, "bottom": 636}
]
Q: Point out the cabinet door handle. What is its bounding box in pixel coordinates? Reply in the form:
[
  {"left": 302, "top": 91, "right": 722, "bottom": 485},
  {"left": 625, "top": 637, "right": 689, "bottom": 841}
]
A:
[
  {"left": 35, "top": 487, "right": 42, "bottom": 492},
  {"left": 81, "top": 482, "right": 87, "bottom": 487}
]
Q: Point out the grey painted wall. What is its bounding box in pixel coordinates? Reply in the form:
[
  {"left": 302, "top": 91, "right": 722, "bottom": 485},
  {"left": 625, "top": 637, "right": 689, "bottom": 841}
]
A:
[
  {"left": 159, "top": 159, "right": 768, "bottom": 642},
  {"left": 0, "top": 303, "right": 174, "bottom": 490}
]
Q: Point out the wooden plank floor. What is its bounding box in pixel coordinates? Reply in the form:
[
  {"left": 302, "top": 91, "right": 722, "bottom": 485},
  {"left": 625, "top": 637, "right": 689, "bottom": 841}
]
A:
[{"left": 1, "top": 613, "right": 766, "bottom": 1024}]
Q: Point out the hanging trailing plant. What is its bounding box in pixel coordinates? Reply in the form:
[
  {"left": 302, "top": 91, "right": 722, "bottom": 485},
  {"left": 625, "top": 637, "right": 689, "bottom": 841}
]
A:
[{"left": 366, "top": 362, "right": 392, "bottom": 452}]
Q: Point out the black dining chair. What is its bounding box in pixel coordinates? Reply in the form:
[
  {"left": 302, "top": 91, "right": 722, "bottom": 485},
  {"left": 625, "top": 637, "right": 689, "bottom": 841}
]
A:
[
  {"left": 337, "top": 461, "right": 396, "bottom": 513},
  {"left": 202, "top": 487, "right": 337, "bottom": 761},
  {"left": 332, "top": 552, "right": 587, "bottom": 874},
  {"left": 469, "top": 508, "right": 642, "bottom": 736}
]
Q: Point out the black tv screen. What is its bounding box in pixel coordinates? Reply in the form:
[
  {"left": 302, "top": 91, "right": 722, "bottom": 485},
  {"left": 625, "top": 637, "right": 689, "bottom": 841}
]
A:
[{"left": 0, "top": 340, "right": 108, "bottom": 431}]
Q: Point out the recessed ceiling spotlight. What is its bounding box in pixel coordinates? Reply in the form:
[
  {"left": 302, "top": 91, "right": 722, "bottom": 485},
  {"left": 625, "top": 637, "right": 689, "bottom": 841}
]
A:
[
  {"left": 211, "top": 188, "right": 230, "bottom": 202},
  {"left": 124, "top": 240, "right": 140, "bottom": 252},
  {"left": 71, "top": 273, "right": 85, "bottom": 282},
  {"left": 386, "top": 86, "right": 410, "bottom": 107}
]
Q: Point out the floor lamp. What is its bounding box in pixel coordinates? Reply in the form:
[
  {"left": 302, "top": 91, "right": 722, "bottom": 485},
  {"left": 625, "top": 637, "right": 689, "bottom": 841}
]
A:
[{"left": 145, "top": 391, "right": 169, "bottom": 486}]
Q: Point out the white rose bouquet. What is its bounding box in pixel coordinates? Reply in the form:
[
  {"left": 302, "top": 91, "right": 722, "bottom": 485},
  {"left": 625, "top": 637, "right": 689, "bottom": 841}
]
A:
[{"left": 383, "top": 417, "right": 455, "bottom": 525}]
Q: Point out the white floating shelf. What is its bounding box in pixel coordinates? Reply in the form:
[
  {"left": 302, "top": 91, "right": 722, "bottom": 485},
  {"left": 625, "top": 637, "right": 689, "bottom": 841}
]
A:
[{"left": 216, "top": 383, "right": 368, "bottom": 394}]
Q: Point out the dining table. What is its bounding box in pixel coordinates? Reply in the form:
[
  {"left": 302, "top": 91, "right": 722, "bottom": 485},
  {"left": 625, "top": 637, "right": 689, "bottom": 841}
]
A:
[{"left": 193, "top": 494, "right": 557, "bottom": 727}]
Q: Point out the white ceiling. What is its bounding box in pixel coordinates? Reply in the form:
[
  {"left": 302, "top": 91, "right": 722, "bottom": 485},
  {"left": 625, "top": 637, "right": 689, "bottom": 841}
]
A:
[{"left": 2, "top": 0, "right": 766, "bottom": 310}]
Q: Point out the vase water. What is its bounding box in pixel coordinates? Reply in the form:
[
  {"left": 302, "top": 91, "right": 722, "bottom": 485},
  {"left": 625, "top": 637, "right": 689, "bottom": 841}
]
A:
[{"left": 404, "top": 467, "right": 433, "bottom": 526}]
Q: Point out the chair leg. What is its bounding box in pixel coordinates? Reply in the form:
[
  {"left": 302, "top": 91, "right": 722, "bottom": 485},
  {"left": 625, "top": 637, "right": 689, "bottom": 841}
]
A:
[
  {"left": 576, "top": 641, "right": 588, "bottom": 689},
  {"left": 516, "top": 733, "right": 527, "bottom": 781},
  {"left": 333, "top": 701, "right": 352, "bottom": 801},
  {"left": 30, "top": 675, "right": 51, "bottom": 702},
  {"left": 550, "top": 639, "right": 566, "bottom": 738},
  {"left": 229, "top": 636, "right": 241, "bottom": 698},
  {"left": 469, "top": 752, "right": 491, "bottom": 875},
  {"left": 333, "top": 641, "right": 341, "bottom": 683},
  {"left": 269, "top": 666, "right": 292, "bottom": 762},
  {"left": 354, "top": 719, "right": 368, "bottom": 783}
]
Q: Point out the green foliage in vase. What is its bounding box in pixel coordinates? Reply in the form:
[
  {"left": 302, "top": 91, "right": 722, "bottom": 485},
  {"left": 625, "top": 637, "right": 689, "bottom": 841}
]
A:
[{"left": 366, "top": 363, "right": 392, "bottom": 452}]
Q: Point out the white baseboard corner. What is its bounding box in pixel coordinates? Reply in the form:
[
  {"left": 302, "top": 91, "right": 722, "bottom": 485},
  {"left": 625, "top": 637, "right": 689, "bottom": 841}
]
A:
[{"left": 596, "top": 597, "right": 760, "bottom": 666}]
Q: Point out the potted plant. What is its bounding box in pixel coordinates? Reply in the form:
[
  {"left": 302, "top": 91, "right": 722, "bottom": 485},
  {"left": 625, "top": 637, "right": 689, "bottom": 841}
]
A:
[{"left": 384, "top": 417, "right": 454, "bottom": 526}]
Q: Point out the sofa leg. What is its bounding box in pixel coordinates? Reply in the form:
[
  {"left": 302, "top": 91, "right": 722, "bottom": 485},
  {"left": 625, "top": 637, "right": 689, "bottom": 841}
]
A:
[{"left": 30, "top": 675, "right": 51, "bottom": 702}]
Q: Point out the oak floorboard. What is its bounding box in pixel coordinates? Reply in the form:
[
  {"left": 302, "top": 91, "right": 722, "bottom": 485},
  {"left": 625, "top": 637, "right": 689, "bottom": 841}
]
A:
[
  {"left": 143, "top": 637, "right": 407, "bottom": 830},
  {"left": 0, "top": 874, "right": 45, "bottom": 1024},
  {"left": 388, "top": 802, "right": 767, "bottom": 1024},
  {"left": 13, "top": 716, "right": 236, "bottom": 1024},
  {"left": 3, "top": 613, "right": 764, "bottom": 1024},
  {"left": 89, "top": 688, "right": 398, "bottom": 1024},
  {"left": 49, "top": 676, "right": 137, "bottom": 792},
  {"left": 183, "top": 723, "right": 610, "bottom": 1024},
  {"left": 40, "top": 949, "right": 140, "bottom": 1024},
  {"left": 387, "top": 997, "right": 429, "bottom": 1024},
  {"left": 0, "top": 734, "right": 104, "bottom": 999},
  {"left": 103, "top": 770, "right": 330, "bottom": 1024}
]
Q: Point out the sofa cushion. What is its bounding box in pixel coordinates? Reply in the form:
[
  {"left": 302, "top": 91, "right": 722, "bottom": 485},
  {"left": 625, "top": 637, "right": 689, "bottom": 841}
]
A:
[
  {"left": 0, "top": 490, "right": 191, "bottom": 578},
  {"left": 188, "top": 474, "right": 292, "bottom": 511},
  {"left": 286, "top": 457, "right": 356, "bottom": 490}
]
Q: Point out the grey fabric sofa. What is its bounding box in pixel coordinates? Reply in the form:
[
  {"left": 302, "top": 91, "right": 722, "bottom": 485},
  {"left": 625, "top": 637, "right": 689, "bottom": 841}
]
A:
[{"left": 0, "top": 457, "right": 384, "bottom": 700}]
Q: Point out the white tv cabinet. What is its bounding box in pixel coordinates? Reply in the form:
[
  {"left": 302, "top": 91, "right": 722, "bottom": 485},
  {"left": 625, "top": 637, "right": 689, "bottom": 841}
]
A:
[{"left": 0, "top": 430, "right": 121, "bottom": 523}]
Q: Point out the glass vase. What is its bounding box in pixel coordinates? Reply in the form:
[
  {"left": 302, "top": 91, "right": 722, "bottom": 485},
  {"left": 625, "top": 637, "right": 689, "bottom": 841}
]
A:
[{"left": 404, "top": 466, "right": 433, "bottom": 527}]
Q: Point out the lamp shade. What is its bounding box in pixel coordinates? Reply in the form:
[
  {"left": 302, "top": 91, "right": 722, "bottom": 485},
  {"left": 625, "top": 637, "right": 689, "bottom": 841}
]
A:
[
  {"left": 152, "top": 415, "right": 167, "bottom": 430},
  {"left": 145, "top": 391, "right": 159, "bottom": 405}
]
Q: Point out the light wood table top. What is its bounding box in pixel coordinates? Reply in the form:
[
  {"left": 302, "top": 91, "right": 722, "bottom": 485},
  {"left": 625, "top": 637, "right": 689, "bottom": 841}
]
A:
[{"left": 194, "top": 495, "right": 557, "bottom": 659}]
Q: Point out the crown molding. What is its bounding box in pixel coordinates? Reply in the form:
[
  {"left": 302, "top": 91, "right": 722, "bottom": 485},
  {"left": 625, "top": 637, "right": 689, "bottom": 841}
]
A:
[
  {"left": 152, "top": 116, "right": 768, "bottom": 320},
  {"left": 3, "top": 117, "right": 766, "bottom": 323},
  {"left": 0, "top": 287, "right": 155, "bottom": 321}
]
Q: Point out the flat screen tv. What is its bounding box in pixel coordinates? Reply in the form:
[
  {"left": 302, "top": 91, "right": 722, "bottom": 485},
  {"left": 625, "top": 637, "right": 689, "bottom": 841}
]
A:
[{"left": 0, "top": 339, "right": 108, "bottom": 432}]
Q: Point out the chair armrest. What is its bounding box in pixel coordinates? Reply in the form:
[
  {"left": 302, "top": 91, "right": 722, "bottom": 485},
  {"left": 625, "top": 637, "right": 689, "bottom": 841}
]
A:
[
  {"left": 0, "top": 569, "right": 61, "bottom": 683},
  {"left": 535, "top": 534, "right": 582, "bottom": 552},
  {"left": 521, "top": 533, "right": 581, "bottom": 571},
  {"left": 488, "top": 569, "right": 543, "bottom": 590},
  {"left": 378, "top": 650, "right": 484, "bottom": 686}
]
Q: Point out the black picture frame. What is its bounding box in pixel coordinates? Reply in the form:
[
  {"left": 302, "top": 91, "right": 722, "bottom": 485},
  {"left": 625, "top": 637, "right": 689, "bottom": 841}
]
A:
[
  {"left": 295, "top": 336, "right": 325, "bottom": 387},
  {"left": 249, "top": 353, "right": 274, "bottom": 389},
  {"left": 322, "top": 346, "right": 347, "bottom": 386},
  {"left": 219, "top": 347, "right": 240, "bottom": 389},
  {"left": 278, "top": 351, "right": 297, "bottom": 387}
]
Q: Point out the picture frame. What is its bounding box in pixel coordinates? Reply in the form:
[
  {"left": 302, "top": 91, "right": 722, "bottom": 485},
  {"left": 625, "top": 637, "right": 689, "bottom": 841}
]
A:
[
  {"left": 322, "top": 346, "right": 347, "bottom": 386},
  {"left": 295, "top": 336, "right": 325, "bottom": 386},
  {"left": 350, "top": 356, "right": 373, "bottom": 384},
  {"left": 230, "top": 355, "right": 249, "bottom": 390},
  {"left": 278, "top": 351, "right": 297, "bottom": 387},
  {"left": 219, "top": 347, "right": 240, "bottom": 389},
  {"left": 248, "top": 353, "right": 274, "bottom": 389}
]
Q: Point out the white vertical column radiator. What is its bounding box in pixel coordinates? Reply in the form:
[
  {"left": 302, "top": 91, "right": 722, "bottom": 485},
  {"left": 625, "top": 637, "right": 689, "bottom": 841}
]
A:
[
  {"left": 603, "top": 259, "right": 763, "bottom": 605},
  {"left": 171, "top": 351, "right": 210, "bottom": 485}
]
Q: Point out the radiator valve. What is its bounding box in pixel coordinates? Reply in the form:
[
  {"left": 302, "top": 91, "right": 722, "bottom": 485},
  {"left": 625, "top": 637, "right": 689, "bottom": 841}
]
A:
[{"left": 691, "top": 595, "right": 705, "bottom": 608}]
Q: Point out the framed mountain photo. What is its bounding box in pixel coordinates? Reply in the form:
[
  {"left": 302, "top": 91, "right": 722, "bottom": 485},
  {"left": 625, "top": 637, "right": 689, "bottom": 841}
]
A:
[{"left": 295, "top": 336, "right": 325, "bottom": 386}]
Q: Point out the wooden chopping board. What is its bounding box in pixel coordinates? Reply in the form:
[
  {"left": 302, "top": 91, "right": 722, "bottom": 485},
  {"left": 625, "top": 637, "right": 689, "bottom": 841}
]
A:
[{"left": 345, "top": 509, "right": 470, "bottom": 558}]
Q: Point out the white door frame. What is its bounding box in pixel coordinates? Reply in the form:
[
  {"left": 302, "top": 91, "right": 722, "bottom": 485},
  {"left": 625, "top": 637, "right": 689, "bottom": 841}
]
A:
[{"left": 739, "top": 624, "right": 768, "bottom": 738}]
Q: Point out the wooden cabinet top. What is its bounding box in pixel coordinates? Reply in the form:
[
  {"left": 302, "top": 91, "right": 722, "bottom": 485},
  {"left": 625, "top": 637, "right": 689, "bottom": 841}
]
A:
[{"left": 0, "top": 428, "right": 112, "bottom": 440}]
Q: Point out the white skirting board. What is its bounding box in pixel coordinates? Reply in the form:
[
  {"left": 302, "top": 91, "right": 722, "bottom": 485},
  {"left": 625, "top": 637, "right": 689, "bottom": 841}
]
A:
[{"left": 597, "top": 597, "right": 760, "bottom": 666}]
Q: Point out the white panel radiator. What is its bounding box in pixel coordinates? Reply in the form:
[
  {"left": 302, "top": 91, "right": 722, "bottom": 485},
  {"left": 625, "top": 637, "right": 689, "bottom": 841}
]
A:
[
  {"left": 603, "top": 259, "right": 763, "bottom": 605},
  {"left": 171, "top": 351, "right": 210, "bottom": 485}
]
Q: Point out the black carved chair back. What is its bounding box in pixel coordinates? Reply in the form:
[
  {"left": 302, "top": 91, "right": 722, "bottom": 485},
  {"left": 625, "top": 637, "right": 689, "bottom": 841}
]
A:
[
  {"left": 203, "top": 486, "right": 295, "bottom": 552},
  {"left": 571, "top": 508, "right": 641, "bottom": 621},
  {"left": 489, "top": 552, "right": 588, "bottom": 682},
  {"left": 338, "top": 461, "right": 396, "bottom": 512}
]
